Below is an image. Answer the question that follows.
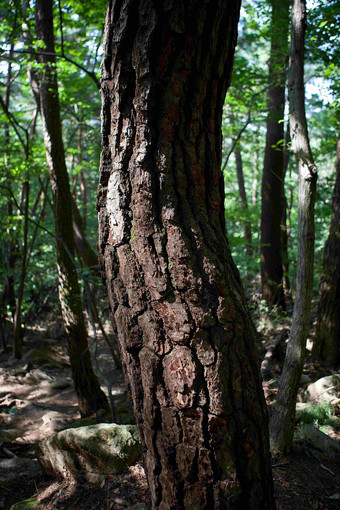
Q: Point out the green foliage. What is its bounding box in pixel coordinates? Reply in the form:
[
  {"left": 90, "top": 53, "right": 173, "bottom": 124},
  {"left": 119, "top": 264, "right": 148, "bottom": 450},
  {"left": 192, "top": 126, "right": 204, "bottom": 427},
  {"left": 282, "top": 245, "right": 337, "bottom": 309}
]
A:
[
  {"left": 222, "top": 0, "right": 339, "bottom": 298},
  {"left": 0, "top": 0, "right": 339, "bottom": 334},
  {"left": 299, "top": 402, "right": 339, "bottom": 431},
  {"left": 0, "top": 0, "right": 106, "bottom": 326}
]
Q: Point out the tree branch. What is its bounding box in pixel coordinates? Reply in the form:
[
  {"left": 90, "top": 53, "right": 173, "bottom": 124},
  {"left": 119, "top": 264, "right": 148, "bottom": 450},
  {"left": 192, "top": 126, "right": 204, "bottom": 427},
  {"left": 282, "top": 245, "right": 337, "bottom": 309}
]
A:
[
  {"left": 0, "top": 95, "right": 29, "bottom": 156},
  {"left": 0, "top": 48, "right": 100, "bottom": 89}
]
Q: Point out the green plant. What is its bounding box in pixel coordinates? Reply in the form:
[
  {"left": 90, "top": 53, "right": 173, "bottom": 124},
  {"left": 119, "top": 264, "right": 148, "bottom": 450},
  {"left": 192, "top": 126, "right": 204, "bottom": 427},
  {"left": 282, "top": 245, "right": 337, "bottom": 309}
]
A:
[{"left": 299, "top": 402, "right": 339, "bottom": 430}]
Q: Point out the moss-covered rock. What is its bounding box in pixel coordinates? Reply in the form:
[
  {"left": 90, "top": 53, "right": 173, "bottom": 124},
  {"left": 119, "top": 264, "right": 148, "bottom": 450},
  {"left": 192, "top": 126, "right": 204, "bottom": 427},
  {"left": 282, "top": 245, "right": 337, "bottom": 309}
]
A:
[
  {"left": 37, "top": 423, "right": 141, "bottom": 483},
  {"left": 9, "top": 499, "right": 41, "bottom": 510}
]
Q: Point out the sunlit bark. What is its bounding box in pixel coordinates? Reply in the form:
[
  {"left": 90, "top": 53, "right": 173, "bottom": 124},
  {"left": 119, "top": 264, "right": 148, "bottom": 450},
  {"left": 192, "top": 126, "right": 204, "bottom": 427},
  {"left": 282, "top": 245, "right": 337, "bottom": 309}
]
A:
[{"left": 98, "top": 1, "right": 275, "bottom": 508}]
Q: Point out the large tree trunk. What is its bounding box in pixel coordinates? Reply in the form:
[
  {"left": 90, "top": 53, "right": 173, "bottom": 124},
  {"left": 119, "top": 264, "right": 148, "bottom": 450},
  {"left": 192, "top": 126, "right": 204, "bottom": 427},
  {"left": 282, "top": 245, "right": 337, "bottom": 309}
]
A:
[
  {"left": 260, "top": 0, "right": 290, "bottom": 309},
  {"left": 35, "top": 0, "right": 108, "bottom": 417},
  {"left": 270, "top": 0, "right": 317, "bottom": 453},
  {"left": 313, "top": 137, "right": 340, "bottom": 367},
  {"left": 98, "top": 1, "right": 275, "bottom": 508}
]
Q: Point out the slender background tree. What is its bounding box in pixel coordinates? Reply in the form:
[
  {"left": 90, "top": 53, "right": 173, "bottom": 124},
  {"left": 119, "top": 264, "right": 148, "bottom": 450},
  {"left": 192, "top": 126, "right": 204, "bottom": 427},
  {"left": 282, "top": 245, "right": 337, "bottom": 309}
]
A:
[
  {"left": 270, "top": 0, "right": 318, "bottom": 453},
  {"left": 260, "top": 0, "right": 290, "bottom": 310},
  {"left": 35, "top": 0, "right": 108, "bottom": 416}
]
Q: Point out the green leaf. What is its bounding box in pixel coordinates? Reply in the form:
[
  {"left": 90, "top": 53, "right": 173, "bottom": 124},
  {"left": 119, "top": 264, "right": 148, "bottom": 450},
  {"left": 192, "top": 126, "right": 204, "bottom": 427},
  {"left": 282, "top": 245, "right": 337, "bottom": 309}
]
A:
[
  {"left": 329, "top": 494, "right": 340, "bottom": 500},
  {"left": 318, "top": 20, "right": 328, "bottom": 28}
]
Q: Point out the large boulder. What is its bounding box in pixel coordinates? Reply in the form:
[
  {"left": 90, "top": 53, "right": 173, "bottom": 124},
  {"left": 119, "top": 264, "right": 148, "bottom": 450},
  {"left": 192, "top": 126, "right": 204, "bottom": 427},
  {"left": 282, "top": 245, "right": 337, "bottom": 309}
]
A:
[
  {"left": 37, "top": 423, "right": 141, "bottom": 483},
  {"left": 304, "top": 374, "right": 340, "bottom": 404}
]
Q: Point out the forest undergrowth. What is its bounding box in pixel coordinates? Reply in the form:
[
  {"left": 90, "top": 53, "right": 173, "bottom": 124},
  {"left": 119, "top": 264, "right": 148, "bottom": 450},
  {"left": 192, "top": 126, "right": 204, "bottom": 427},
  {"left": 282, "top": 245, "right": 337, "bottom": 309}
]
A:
[{"left": 0, "top": 285, "right": 339, "bottom": 510}]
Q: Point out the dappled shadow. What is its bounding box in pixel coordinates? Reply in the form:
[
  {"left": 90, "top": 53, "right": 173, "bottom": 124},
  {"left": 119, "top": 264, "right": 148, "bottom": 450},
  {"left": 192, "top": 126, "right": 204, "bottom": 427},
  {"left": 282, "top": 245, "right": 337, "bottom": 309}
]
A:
[{"left": 36, "top": 462, "right": 150, "bottom": 509}]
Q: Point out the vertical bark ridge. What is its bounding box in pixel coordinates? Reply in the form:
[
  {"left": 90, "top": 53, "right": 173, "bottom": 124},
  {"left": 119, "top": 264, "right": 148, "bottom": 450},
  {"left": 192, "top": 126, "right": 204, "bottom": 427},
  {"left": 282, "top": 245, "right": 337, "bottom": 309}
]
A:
[{"left": 98, "top": 1, "right": 275, "bottom": 508}]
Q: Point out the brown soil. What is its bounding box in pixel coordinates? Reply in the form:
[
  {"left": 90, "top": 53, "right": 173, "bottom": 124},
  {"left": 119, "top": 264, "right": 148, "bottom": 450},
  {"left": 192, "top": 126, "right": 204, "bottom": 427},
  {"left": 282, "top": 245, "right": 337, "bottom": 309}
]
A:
[{"left": 0, "top": 309, "right": 339, "bottom": 510}]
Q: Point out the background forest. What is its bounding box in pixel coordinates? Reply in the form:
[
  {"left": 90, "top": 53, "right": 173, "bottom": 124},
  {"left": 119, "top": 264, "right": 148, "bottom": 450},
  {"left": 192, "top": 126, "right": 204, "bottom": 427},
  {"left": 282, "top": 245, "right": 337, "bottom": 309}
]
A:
[
  {"left": 0, "top": 0, "right": 339, "bottom": 509},
  {"left": 0, "top": 0, "right": 339, "bottom": 337}
]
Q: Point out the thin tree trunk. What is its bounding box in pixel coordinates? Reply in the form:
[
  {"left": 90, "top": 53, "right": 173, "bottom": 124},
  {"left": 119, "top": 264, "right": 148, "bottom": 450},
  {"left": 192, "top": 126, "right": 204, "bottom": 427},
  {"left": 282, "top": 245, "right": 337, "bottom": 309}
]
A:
[
  {"left": 77, "top": 120, "right": 87, "bottom": 232},
  {"left": 281, "top": 124, "right": 292, "bottom": 300},
  {"left": 35, "top": 0, "right": 108, "bottom": 417},
  {"left": 234, "top": 145, "right": 253, "bottom": 256},
  {"left": 270, "top": 0, "right": 317, "bottom": 453},
  {"left": 13, "top": 179, "right": 29, "bottom": 358},
  {"left": 260, "top": 0, "right": 290, "bottom": 309},
  {"left": 98, "top": 1, "right": 275, "bottom": 508},
  {"left": 252, "top": 149, "right": 259, "bottom": 207},
  {"left": 313, "top": 137, "right": 340, "bottom": 367},
  {"left": 72, "top": 198, "right": 100, "bottom": 277},
  {"left": 1, "top": 49, "right": 18, "bottom": 323},
  {"left": 29, "top": 68, "right": 100, "bottom": 280}
]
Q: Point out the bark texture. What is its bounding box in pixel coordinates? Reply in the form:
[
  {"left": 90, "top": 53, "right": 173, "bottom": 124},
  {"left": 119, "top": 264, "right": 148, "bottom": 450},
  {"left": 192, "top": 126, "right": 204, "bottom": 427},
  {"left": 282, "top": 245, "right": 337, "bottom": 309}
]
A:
[
  {"left": 98, "top": 1, "right": 275, "bottom": 508},
  {"left": 260, "top": 0, "right": 290, "bottom": 309},
  {"left": 313, "top": 138, "right": 340, "bottom": 367},
  {"left": 270, "top": 0, "right": 317, "bottom": 453},
  {"left": 35, "top": 0, "right": 108, "bottom": 417}
]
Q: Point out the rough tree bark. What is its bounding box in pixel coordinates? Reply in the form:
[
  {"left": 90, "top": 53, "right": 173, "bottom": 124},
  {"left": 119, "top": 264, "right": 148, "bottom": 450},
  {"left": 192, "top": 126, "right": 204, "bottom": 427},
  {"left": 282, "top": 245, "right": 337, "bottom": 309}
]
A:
[
  {"left": 35, "top": 0, "right": 108, "bottom": 417},
  {"left": 260, "top": 0, "right": 290, "bottom": 309},
  {"left": 270, "top": 0, "right": 317, "bottom": 453},
  {"left": 98, "top": 1, "right": 275, "bottom": 508},
  {"left": 313, "top": 137, "right": 340, "bottom": 367}
]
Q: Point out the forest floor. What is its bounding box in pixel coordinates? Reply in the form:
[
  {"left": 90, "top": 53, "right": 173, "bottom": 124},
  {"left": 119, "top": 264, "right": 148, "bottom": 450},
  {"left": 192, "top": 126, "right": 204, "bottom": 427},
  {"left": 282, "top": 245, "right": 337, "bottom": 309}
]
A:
[{"left": 0, "top": 297, "right": 339, "bottom": 510}]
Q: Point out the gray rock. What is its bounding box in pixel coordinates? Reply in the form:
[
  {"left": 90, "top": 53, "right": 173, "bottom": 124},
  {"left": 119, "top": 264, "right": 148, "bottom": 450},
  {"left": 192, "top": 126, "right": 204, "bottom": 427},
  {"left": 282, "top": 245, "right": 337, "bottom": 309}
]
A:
[
  {"left": 37, "top": 423, "right": 141, "bottom": 483},
  {"left": 41, "top": 411, "right": 72, "bottom": 434},
  {"left": 304, "top": 374, "right": 340, "bottom": 403},
  {"left": 300, "top": 423, "right": 340, "bottom": 454}
]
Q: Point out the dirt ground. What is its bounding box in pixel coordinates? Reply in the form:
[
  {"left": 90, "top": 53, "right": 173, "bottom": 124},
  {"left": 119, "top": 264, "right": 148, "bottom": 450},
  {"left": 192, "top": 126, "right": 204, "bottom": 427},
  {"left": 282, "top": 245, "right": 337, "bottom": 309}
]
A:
[{"left": 0, "top": 309, "right": 339, "bottom": 510}]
